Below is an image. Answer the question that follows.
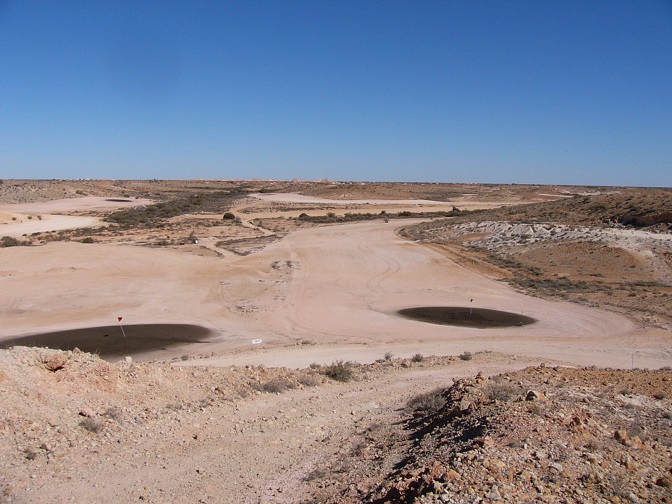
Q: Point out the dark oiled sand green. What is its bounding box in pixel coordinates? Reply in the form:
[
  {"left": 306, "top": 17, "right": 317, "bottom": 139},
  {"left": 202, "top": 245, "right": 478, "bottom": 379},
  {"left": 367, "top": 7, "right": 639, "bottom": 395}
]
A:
[
  {"left": 0, "top": 324, "right": 212, "bottom": 360},
  {"left": 397, "top": 307, "right": 537, "bottom": 328}
]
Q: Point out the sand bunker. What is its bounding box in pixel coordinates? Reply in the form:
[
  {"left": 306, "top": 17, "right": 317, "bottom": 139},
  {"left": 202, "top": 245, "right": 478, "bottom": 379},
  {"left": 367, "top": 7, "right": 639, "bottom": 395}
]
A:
[
  {"left": 397, "top": 307, "right": 537, "bottom": 328},
  {"left": 0, "top": 324, "right": 212, "bottom": 361}
]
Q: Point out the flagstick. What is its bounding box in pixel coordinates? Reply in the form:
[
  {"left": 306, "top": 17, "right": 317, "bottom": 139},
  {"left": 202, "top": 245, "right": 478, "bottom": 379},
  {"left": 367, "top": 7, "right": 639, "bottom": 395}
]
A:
[{"left": 118, "top": 317, "right": 126, "bottom": 338}]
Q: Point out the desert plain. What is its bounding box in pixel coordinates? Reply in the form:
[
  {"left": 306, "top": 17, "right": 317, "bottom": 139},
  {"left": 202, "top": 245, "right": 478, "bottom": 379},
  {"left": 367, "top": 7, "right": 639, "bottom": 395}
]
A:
[{"left": 0, "top": 179, "right": 670, "bottom": 503}]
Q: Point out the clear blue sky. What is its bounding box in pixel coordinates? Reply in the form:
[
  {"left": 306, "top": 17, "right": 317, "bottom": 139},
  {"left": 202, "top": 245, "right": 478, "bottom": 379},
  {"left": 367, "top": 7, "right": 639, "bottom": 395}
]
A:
[{"left": 1, "top": 1, "right": 670, "bottom": 186}]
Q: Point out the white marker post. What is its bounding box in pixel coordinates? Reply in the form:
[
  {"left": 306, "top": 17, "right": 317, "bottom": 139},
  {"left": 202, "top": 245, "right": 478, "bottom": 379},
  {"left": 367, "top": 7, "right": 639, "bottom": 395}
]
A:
[{"left": 118, "top": 316, "right": 126, "bottom": 338}]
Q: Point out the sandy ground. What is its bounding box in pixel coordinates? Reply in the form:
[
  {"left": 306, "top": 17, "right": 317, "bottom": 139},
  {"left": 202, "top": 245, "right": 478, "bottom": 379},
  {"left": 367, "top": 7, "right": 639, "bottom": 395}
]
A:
[
  {"left": 242, "top": 192, "right": 516, "bottom": 219},
  {"left": 0, "top": 214, "right": 101, "bottom": 237},
  {"left": 0, "top": 196, "right": 152, "bottom": 237},
  {"left": 0, "top": 196, "right": 153, "bottom": 216},
  {"left": 0, "top": 193, "right": 667, "bottom": 370},
  {"left": 249, "top": 192, "right": 508, "bottom": 209}
]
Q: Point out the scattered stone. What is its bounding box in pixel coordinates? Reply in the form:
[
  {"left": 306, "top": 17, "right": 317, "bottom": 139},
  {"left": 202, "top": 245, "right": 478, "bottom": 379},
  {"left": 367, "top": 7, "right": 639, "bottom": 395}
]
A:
[
  {"left": 655, "top": 476, "right": 671, "bottom": 488},
  {"left": 444, "top": 469, "right": 460, "bottom": 481},
  {"left": 525, "top": 390, "right": 546, "bottom": 401},
  {"left": 42, "top": 353, "right": 67, "bottom": 372},
  {"left": 486, "top": 487, "right": 502, "bottom": 500}
]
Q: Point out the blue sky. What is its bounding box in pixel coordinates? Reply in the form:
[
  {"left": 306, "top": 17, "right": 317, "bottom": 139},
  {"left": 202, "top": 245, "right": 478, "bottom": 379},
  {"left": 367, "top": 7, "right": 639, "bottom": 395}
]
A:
[{"left": 0, "top": 1, "right": 670, "bottom": 186}]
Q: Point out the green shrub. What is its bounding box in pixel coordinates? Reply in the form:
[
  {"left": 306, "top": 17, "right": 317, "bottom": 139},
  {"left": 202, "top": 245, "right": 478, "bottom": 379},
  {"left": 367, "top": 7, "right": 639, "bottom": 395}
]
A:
[{"left": 458, "top": 352, "right": 472, "bottom": 361}]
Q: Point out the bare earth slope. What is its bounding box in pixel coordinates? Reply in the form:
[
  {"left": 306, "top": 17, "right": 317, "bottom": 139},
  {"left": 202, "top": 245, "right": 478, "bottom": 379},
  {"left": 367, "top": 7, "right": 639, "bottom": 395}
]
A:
[
  {"left": 355, "top": 365, "right": 672, "bottom": 504},
  {"left": 1, "top": 348, "right": 670, "bottom": 503},
  {"left": 0, "top": 346, "right": 540, "bottom": 503}
]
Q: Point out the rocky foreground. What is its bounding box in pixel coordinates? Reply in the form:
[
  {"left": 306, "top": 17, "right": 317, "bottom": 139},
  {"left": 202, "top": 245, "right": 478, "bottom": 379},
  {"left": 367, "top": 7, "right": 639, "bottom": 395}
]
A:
[
  {"left": 355, "top": 366, "right": 672, "bottom": 504},
  {"left": 1, "top": 347, "right": 670, "bottom": 503}
]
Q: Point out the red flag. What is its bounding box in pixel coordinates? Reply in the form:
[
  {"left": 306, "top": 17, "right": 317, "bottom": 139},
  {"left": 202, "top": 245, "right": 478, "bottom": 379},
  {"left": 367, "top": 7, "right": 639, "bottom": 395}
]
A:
[{"left": 118, "top": 316, "right": 123, "bottom": 322}]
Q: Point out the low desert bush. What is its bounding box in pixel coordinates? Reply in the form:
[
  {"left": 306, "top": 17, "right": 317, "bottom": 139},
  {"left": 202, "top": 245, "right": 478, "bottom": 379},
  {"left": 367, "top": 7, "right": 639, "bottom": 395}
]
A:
[
  {"left": 297, "top": 208, "right": 465, "bottom": 224},
  {"left": 103, "top": 407, "right": 122, "bottom": 420},
  {"left": 406, "top": 387, "right": 447, "bottom": 414},
  {"left": 303, "top": 468, "right": 328, "bottom": 482},
  {"left": 486, "top": 383, "right": 522, "bottom": 402},
  {"left": 458, "top": 351, "right": 472, "bottom": 361},
  {"left": 321, "top": 360, "right": 354, "bottom": 382},
  {"left": 297, "top": 375, "right": 320, "bottom": 387},
  {"left": 79, "top": 417, "right": 103, "bottom": 433},
  {"left": 384, "top": 351, "right": 394, "bottom": 361},
  {"left": 0, "top": 236, "right": 27, "bottom": 247},
  {"left": 411, "top": 353, "right": 425, "bottom": 363},
  {"left": 261, "top": 378, "right": 297, "bottom": 394}
]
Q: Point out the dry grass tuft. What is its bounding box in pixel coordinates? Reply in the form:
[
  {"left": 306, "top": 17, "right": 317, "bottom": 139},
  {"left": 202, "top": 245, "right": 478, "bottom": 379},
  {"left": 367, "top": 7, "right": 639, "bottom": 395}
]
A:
[
  {"left": 406, "top": 388, "right": 447, "bottom": 414},
  {"left": 79, "top": 417, "right": 103, "bottom": 433},
  {"left": 321, "top": 360, "right": 355, "bottom": 382}
]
